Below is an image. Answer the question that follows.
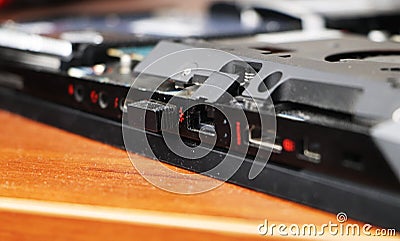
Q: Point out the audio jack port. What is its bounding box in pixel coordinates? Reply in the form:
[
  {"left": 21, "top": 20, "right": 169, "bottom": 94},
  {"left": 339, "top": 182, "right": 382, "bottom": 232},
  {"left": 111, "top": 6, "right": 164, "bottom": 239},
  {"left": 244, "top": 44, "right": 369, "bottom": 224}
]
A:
[{"left": 98, "top": 91, "right": 109, "bottom": 109}]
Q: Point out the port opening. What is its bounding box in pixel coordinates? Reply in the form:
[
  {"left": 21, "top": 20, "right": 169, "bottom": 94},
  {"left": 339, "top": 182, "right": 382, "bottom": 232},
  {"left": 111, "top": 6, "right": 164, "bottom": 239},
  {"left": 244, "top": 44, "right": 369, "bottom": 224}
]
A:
[
  {"left": 186, "top": 105, "right": 216, "bottom": 137},
  {"left": 298, "top": 138, "right": 322, "bottom": 164},
  {"left": 248, "top": 125, "right": 281, "bottom": 153},
  {"left": 341, "top": 153, "right": 365, "bottom": 171},
  {"left": 98, "top": 91, "right": 109, "bottom": 109},
  {"left": 74, "top": 84, "right": 84, "bottom": 102}
]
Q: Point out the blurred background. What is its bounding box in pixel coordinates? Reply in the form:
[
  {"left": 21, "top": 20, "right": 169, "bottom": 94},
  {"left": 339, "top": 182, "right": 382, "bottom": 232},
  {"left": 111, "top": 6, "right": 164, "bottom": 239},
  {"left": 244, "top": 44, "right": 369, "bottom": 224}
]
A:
[
  {"left": 0, "top": 0, "right": 212, "bottom": 23},
  {"left": 2, "top": 0, "right": 400, "bottom": 37}
]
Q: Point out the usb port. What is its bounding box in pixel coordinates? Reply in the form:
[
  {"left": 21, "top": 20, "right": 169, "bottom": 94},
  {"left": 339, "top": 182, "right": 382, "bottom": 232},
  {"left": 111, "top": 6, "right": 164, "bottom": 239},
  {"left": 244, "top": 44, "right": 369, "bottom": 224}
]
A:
[
  {"left": 299, "top": 138, "right": 321, "bottom": 163},
  {"left": 248, "top": 126, "right": 282, "bottom": 153}
]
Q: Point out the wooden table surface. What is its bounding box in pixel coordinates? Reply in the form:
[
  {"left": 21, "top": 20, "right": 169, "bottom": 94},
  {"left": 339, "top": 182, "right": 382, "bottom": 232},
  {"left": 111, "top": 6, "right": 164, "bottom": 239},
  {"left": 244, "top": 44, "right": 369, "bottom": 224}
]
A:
[{"left": 0, "top": 110, "right": 397, "bottom": 241}]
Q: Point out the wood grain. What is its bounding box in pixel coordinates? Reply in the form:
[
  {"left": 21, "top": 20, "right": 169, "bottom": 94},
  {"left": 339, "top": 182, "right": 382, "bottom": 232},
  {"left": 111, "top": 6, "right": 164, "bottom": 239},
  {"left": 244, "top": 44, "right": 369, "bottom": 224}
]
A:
[{"left": 0, "top": 110, "right": 396, "bottom": 240}]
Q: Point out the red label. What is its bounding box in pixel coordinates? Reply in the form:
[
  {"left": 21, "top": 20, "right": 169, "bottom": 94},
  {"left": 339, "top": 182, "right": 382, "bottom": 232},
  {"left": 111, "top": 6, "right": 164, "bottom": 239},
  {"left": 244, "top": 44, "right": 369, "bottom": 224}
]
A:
[{"left": 236, "top": 122, "right": 241, "bottom": 146}]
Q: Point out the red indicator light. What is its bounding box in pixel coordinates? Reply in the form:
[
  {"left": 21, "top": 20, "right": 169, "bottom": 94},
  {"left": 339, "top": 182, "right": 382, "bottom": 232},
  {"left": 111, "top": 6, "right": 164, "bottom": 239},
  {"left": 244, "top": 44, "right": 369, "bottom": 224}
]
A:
[
  {"left": 90, "top": 90, "right": 99, "bottom": 104},
  {"left": 68, "top": 84, "right": 74, "bottom": 95},
  {"left": 114, "top": 97, "right": 119, "bottom": 108},
  {"left": 178, "top": 107, "right": 185, "bottom": 123},
  {"left": 236, "top": 121, "right": 241, "bottom": 146},
  {"left": 283, "top": 139, "right": 296, "bottom": 152}
]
